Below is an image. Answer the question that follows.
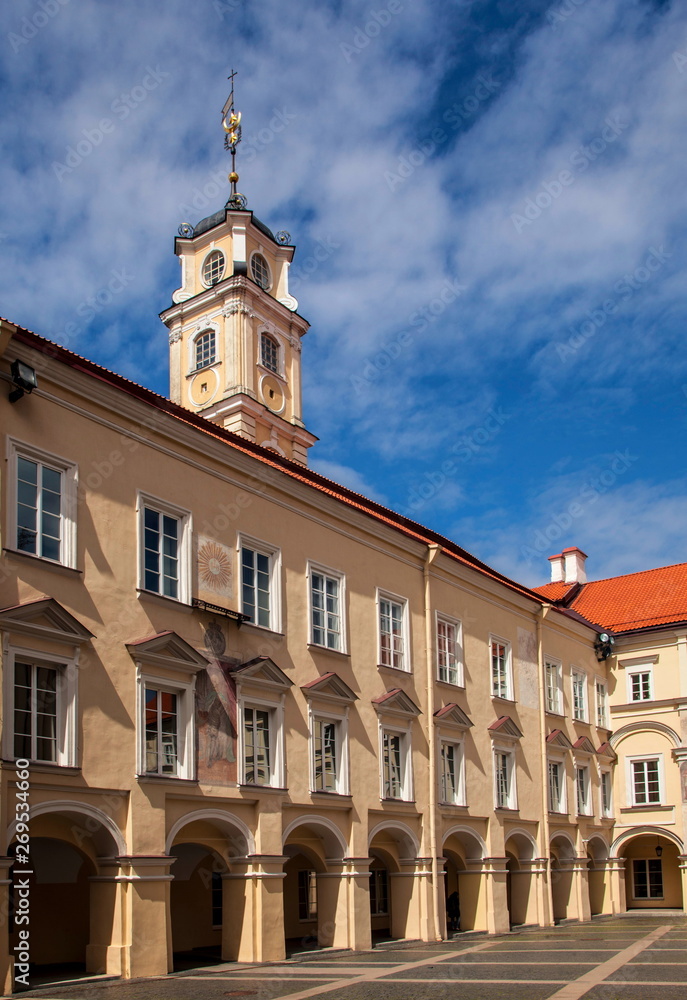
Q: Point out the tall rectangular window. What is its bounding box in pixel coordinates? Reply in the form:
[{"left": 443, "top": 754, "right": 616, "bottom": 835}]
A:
[
  {"left": 144, "top": 687, "right": 178, "bottom": 776},
  {"left": 310, "top": 570, "right": 342, "bottom": 650},
  {"left": 491, "top": 639, "right": 511, "bottom": 699},
  {"left": 14, "top": 661, "right": 58, "bottom": 763},
  {"left": 242, "top": 546, "right": 271, "bottom": 628},
  {"left": 437, "top": 617, "right": 462, "bottom": 685},
  {"left": 297, "top": 870, "right": 317, "bottom": 919},
  {"left": 313, "top": 718, "right": 338, "bottom": 792},
  {"left": 601, "top": 770, "right": 613, "bottom": 817},
  {"left": 633, "top": 859, "right": 663, "bottom": 899},
  {"left": 194, "top": 330, "right": 216, "bottom": 369},
  {"left": 9, "top": 441, "right": 77, "bottom": 568},
  {"left": 369, "top": 868, "right": 389, "bottom": 915},
  {"left": 545, "top": 660, "right": 562, "bottom": 714},
  {"left": 596, "top": 682, "right": 608, "bottom": 727},
  {"left": 632, "top": 758, "right": 661, "bottom": 805},
  {"left": 548, "top": 760, "right": 564, "bottom": 812},
  {"left": 379, "top": 595, "right": 406, "bottom": 670},
  {"left": 440, "top": 741, "right": 464, "bottom": 804},
  {"left": 576, "top": 766, "right": 590, "bottom": 815},
  {"left": 143, "top": 507, "right": 179, "bottom": 598},
  {"left": 243, "top": 707, "right": 271, "bottom": 785},
  {"left": 382, "top": 730, "right": 408, "bottom": 799},
  {"left": 572, "top": 671, "right": 587, "bottom": 721},
  {"left": 494, "top": 750, "right": 515, "bottom": 809}
]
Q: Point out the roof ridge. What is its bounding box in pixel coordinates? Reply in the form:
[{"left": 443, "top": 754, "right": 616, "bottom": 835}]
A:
[{"left": 584, "top": 560, "right": 687, "bottom": 586}]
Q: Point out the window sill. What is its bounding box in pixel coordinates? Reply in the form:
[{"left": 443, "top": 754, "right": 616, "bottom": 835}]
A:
[
  {"left": 309, "top": 643, "right": 350, "bottom": 659},
  {"left": 437, "top": 678, "right": 465, "bottom": 691},
  {"left": 240, "top": 622, "right": 285, "bottom": 638},
  {"left": 137, "top": 774, "right": 198, "bottom": 784},
  {"left": 439, "top": 801, "right": 468, "bottom": 809},
  {"left": 381, "top": 797, "right": 416, "bottom": 805},
  {"left": 3, "top": 548, "right": 82, "bottom": 576},
  {"left": 548, "top": 811, "right": 571, "bottom": 819},
  {"left": 186, "top": 361, "right": 222, "bottom": 379},
  {"left": 620, "top": 804, "right": 672, "bottom": 813},
  {"left": 377, "top": 663, "right": 412, "bottom": 675},
  {"left": 492, "top": 694, "right": 516, "bottom": 704},
  {"left": 239, "top": 783, "right": 288, "bottom": 794},
  {"left": 310, "top": 790, "right": 352, "bottom": 799},
  {"left": 136, "top": 589, "right": 193, "bottom": 611},
  {"left": 545, "top": 710, "right": 566, "bottom": 719},
  {"left": 3, "top": 760, "right": 81, "bottom": 776},
  {"left": 257, "top": 362, "right": 286, "bottom": 384},
  {"left": 494, "top": 807, "right": 519, "bottom": 814}
]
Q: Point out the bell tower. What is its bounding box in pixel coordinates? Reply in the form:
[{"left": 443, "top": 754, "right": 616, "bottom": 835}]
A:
[{"left": 160, "top": 75, "right": 317, "bottom": 465}]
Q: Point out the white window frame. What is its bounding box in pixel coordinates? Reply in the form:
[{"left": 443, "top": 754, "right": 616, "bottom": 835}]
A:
[
  {"left": 548, "top": 758, "right": 567, "bottom": 813},
  {"left": 136, "top": 671, "right": 195, "bottom": 780},
  {"left": 7, "top": 437, "right": 78, "bottom": 569},
  {"left": 436, "top": 613, "right": 463, "bottom": 686},
  {"left": 309, "top": 707, "right": 349, "bottom": 795},
  {"left": 237, "top": 695, "right": 285, "bottom": 789},
  {"left": 493, "top": 747, "right": 517, "bottom": 810},
  {"left": 201, "top": 248, "right": 225, "bottom": 287},
  {"left": 2, "top": 643, "right": 77, "bottom": 766},
  {"left": 571, "top": 669, "right": 587, "bottom": 722},
  {"left": 238, "top": 534, "right": 282, "bottom": 632},
  {"left": 259, "top": 331, "right": 280, "bottom": 375},
  {"left": 628, "top": 754, "right": 664, "bottom": 807},
  {"left": 576, "top": 764, "right": 592, "bottom": 816},
  {"left": 250, "top": 251, "right": 272, "bottom": 291},
  {"left": 377, "top": 590, "right": 410, "bottom": 672},
  {"left": 490, "top": 635, "right": 513, "bottom": 700},
  {"left": 439, "top": 738, "right": 466, "bottom": 805},
  {"left": 595, "top": 679, "right": 609, "bottom": 728},
  {"left": 137, "top": 492, "right": 192, "bottom": 603},
  {"left": 545, "top": 658, "right": 563, "bottom": 715},
  {"left": 308, "top": 562, "right": 346, "bottom": 652},
  {"left": 379, "top": 723, "right": 412, "bottom": 801},
  {"left": 627, "top": 666, "right": 653, "bottom": 703},
  {"left": 600, "top": 768, "right": 613, "bottom": 818}
]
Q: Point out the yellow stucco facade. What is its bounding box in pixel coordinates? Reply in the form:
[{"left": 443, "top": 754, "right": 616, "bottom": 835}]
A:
[{"left": 0, "top": 203, "right": 685, "bottom": 992}]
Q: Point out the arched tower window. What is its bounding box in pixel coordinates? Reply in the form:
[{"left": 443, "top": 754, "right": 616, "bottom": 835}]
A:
[
  {"left": 202, "top": 250, "right": 225, "bottom": 287},
  {"left": 260, "top": 333, "right": 279, "bottom": 374},
  {"left": 195, "top": 330, "right": 216, "bottom": 370},
  {"left": 251, "top": 253, "right": 271, "bottom": 291}
]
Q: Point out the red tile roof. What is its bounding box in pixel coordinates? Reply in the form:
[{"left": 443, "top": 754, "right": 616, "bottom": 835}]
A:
[{"left": 535, "top": 562, "right": 687, "bottom": 634}]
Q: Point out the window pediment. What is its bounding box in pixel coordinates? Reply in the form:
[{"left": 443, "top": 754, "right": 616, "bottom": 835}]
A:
[
  {"left": 231, "top": 655, "right": 292, "bottom": 692},
  {"left": 301, "top": 671, "right": 357, "bottom": 704},
  {"left": 596, "top": 740, "right": 617, "bottom": 761},
  {"left": 373, "top": 687, "right": 421, "bottom": 718},
  {"left": 572, "top": 736, "right": 597, "bottom": 755},
  {"left": 488, "top": 715, "right": 523, "bottom": 740},
  {"left": 0, "top": 598, "right": 93, "bottom": 647},
  {"left": 546, "top": 729, "right": 573, "bottom": 749},
  {"left": 433, "top": 703, "right": 473, "bottom": 730},
  {"left": 126, "top": 631, "right": 208, "bottom": 673}
]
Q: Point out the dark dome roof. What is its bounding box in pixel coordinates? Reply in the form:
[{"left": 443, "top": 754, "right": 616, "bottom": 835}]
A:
[{"left": 192, "top": 203, "right": 277, "bottom": 244}]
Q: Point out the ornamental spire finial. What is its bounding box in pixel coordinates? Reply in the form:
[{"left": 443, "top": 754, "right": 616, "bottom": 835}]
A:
[{"left": 222, "top": 69, "right": 246, "bottom": 209}]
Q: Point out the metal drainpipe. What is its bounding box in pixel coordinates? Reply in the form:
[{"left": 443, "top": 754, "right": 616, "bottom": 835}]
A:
[
  {"left": 537, "top": 603, "right": 553, "bottom": 926},
  {"left": 424, "top": 544, "right": 442, "bottom": 940}
]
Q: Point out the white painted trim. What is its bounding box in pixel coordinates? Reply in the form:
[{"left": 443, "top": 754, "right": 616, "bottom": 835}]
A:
[
  {"left": 165, "top": 809, "right": 254, "bottom": 857},
  {"left": 137, "top": 669, "right": 196, "bottom": 780},
  {"left": 368, "top": 820, "right": 420, "bottom": 859},
  {"left": 237, "top": 533, "right": 283, "bottom": 633},
  {"left": 489, "top": 634, "right": 513, "bottom": 701},
  {"left": 376, "top": 588, "right": 411, "bottom": 672},
  {"left": 307, "top": 560, "right": 347, "bottom": 653},
  {"left": 7, "top": 799, "right": 126, "bottom": 855},
  {"left": 282, "top": 814, "right": 348, "bottom": 860},
  {"left": 136, "top": 490, "right": 192, "bottom": 604},
  {"left": 435, "top": 611, "right": 464, "bottom": 687}
]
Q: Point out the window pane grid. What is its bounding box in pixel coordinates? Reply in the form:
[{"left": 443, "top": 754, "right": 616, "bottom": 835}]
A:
[
  {"left": 311, "top": 572, "right": 341, "bottom": 649},
  {"left": 438, "top": 620, "right": 459, "bottom": 684},
  {"left": 242, "top": 547, "right": 271, "bottom": 628},
  {"left": 369, "top": 869, "right": 389, "bottom": 915},
  {"left": 145, "top": 687, "right": 178, "bottom": 776},
  {"left": 440, "top": 742, "right": 457, "bottom": 803},
  {"left": 573, "top": 673, "right": 586, "bottom": 720},
  {"left": 383, "top": 732, "right": 403, "bottom": 798},
  {"left": 14, "top": 661, "right": 58, "bottom": 762},
  {"left": 545, "top": 662, "right": 561, "bottom": 713},
  {"left": 195, "top": 331, "right": 216, "bottom": 369},
  {"left": 632, "top": 759, "right": 660, "bottom": 804},
  {"left": 492, "top": 641, "right": 509, "bottom": 698},
  {"left": 261, "top": 334, "right": 279, "bottom": 373},
  {"left": 596, "top": 682, "right": 608, "bottom": 727},
  {"left": 495, "top": 751, "right": 510, "bottom": 808},
  {"left": 251, "top": 254, "right": 270, "bottom": 290},
  {"left": 143, "top": 507, "right": 180, "bottom": 598},
  {"left": 203, "top": 250, "right": 225, "bottom": 286},
  {"left": 380, "top": 599, "right": 404, "bottom": 668},
  {"left": 244, "top": 707, "right": 271, "bottom": 785},
  {"left": 16, "top": 457, "right": 63, "bottom": 561},
  {"left": 631, "top": 672, "right": 651, "bottom": 701},
  {"left": 548, "top": 761, "right": 562, "bottom": 812},
  {"left": 633, "top": 859, "right": 663, "bottom": 899},
  {"left": 314, "top": 719, "right": 338, "bottom": 792}
]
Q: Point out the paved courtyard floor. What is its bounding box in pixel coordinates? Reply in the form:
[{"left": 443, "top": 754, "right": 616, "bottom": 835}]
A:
[{"left": 17, "top": 915, "right": 687, "bottom": 1000}]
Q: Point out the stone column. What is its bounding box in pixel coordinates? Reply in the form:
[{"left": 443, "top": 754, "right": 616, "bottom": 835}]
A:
[
  {"left": 117, "top": 855, "right": 175, "bottom": 979},
  {"left": 678, "top": 855, "right": 687, "bottom": 914},
  {"left": 481, "top": 857, "right": 510, "bottom": 934},
  {"left": 390, "top": 857, "right": 433, "bottom": 942},
  {"left": 522, "top": 857, "right": 551, "bottom": 927},
  {"left": 317, "top": 858, "right": 372, "bottom": 951},
  {"left": 222, "top": 855, "right": 286, "bottom": 964},
  {"left": 0, "top": 857, "right": 13, "bottom": 994},
  {"left": 86, "top": 858, "right": 126, "bottom": 975},
  {"left": 571, "top": 856, "right": 592, "bottom": 922}
]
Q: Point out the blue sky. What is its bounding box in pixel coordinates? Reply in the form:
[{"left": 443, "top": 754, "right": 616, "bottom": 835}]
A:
[{"left": 1, "top": 0, "right": 686, "bottom": 587}]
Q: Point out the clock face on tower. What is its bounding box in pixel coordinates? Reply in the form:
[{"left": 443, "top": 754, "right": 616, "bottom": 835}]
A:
[{"left": 260, "top": 374, "right": 285, "bottom": 413}]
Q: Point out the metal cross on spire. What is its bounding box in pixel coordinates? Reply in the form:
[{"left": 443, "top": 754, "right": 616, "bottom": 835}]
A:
[{"left": 222, "top": 69, "right": 246, "bottom": 208}]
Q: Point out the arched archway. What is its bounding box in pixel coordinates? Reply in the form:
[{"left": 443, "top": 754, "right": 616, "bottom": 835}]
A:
[
  {"left": 613, "top": 830, "right": 684, "bottom": 911},
  {"left": 368, "top": 822, "right": 421, "bottom": 942},
  {"left": 550, "top": 833, "right": 576, "bottom": 923},
  {"left": 283, "top": 817, "right": 348, "bottom": 953},
  {"left": 586, "top": 835, "right": 610, "bottom": 916},
  {"left": 8, "top": 801, "right": 125, "bottom": 979},
  {"left": 505, "top": 830, "right": 538, "bottom": 928},
  {"left": 442, "top": 827, "right": 487, "bottom": 933}
]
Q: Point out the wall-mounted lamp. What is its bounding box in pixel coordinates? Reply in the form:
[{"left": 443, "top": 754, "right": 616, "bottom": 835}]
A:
[
  {"left": 594, "top": 632, "right": 615, "bottom": 661},
  {"left": 655, "top": 840, "right": 663, "bottom": 858},
  {"left": 8, "top": 360, "right": 38, "bottom": 403}
]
